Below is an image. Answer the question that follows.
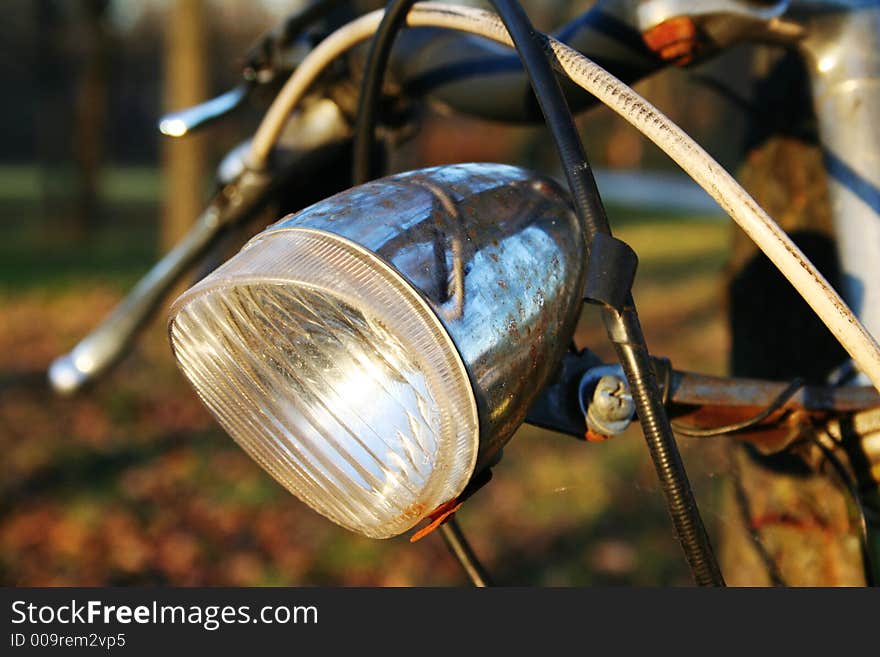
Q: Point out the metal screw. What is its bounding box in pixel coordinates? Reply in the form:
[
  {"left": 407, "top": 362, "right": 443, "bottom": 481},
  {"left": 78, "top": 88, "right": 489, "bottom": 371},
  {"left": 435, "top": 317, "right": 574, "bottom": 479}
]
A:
[{"left": 587, "top": 374, "right": 635, "bottom": 436}]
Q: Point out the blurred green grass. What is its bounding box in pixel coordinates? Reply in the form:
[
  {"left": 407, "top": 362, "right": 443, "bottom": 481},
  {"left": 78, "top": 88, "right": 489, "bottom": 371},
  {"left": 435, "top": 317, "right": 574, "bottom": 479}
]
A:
[
  {"left": 0, "top": 164, "right": 733, "bottom": 586},
  {"left": 0, "top": 166, "right": 161, "bottom": 294}
]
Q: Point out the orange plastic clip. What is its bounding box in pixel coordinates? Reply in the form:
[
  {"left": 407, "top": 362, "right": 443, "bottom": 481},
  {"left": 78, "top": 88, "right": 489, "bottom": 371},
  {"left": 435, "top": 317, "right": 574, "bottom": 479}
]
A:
[
  {"left": 409, "top": 467, "right": 493, "bottom": 542},
  {"left": 642, "top": 17, "right": 702, "bottom": 66},
  {"left": 585, "top": 428, "right": 612, "bottom": 443},
  {"left": 410, "top": 499, "right": 464, "bottom": 543}
]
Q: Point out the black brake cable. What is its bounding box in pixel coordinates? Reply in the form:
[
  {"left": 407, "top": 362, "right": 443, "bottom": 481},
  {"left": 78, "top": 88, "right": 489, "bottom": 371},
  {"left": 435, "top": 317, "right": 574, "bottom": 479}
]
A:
[
  {"left": 352, "top": 0, "right": 413, "bottom": 186},
  {"left": 671, "top": 378, "right": 806, "bottom": 438},
  {"left": 439, "top": 517, "right": 492, "bottom": 587},
  {"left": 353, "top": 0, "right": 724, "bottom": 586},
  {"left": 244, "top": 0, "right": 349, "bottom": 79},
  {"left": 810, "top": 434, "right": 877, "bottom": 586}
]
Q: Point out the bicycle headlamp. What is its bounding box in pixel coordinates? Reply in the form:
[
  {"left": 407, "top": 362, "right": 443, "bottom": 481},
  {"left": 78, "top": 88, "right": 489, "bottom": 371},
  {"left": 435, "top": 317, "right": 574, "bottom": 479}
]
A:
[{"left": 168, "top": 163, "right": 586, "bottom": 538}]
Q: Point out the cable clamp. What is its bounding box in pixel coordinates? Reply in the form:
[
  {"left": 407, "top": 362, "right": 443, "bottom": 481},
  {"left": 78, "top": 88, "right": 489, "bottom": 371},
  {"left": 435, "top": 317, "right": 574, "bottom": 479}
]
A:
[{"left": 583, "top": 233, "right": 638, "bottom": 310}]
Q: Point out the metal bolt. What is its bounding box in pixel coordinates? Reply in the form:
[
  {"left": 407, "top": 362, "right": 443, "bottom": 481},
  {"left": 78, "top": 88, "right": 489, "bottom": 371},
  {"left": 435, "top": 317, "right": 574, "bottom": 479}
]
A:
[{"left": 587, "top": 374, "right": 636, "bottom": 436}]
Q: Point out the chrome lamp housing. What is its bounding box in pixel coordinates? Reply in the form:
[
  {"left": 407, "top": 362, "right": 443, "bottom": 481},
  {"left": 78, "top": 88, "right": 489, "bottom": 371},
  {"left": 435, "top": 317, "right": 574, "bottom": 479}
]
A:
[{"left": 168, "top": 163, "right": 587, "bottom": 538}]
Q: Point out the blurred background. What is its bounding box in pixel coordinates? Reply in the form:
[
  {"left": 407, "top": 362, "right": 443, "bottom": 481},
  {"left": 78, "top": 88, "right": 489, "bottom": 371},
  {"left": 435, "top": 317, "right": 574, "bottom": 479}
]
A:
[{"left": 0, "top": 0, "right": 758, "bottom": 585}]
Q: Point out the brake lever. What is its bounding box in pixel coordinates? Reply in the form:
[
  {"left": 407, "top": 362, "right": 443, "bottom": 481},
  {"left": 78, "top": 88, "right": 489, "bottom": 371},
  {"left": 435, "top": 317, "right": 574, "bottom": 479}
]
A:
[
  {"left": 156, "top": 34, "right": 312, "bottom": 138},
  {"left": 159, "top": 0, "right": 352, "bottom": 139},
  {"left": 50, "top": 87, "right": 355, "bottom": 395},
  {"left": 159, "top": 84, "right": 249, "bottom": 137},
  {"left": 48, "top": 168, "right": 273, "bottom": 395}
]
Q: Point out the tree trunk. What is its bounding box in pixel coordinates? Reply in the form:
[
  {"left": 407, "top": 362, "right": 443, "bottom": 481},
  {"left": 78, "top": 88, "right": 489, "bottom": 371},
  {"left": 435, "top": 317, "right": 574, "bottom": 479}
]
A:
[
  {"left": 72, "top": 0, "right": 111, "bottom": 238},
  {"left": 161, "top": 0, "right": 208, "bottom": 253},
  {"left": 35, "top": 0, "right": 73, "bottom": 234},
  {"left": 721, "top": 51, "right": 865, "bottom": 586}
]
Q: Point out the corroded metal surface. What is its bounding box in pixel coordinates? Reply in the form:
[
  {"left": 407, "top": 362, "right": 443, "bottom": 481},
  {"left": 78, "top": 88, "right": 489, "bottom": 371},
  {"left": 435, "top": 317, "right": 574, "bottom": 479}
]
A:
[
  {"left": 268, "top": 163, "right": 587, "bottom": 468},
  {"left": 670, "top": 370, "right": 880, "bottom": 413}
]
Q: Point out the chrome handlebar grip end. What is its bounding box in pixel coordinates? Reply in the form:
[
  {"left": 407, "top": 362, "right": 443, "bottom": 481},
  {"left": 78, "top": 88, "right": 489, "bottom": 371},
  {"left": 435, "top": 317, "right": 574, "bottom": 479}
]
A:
[
  {"left": 48, "top": 353, "right": 92, "bottom": 396},
  {"left": 46, "top": 204, "right": 230, "bottom": 396},
  {"left": 46, "top": 167, "right": 275, "bottom": 396},
  {"left": 159, "top": 85, "right": 248, "bottom": 137}
]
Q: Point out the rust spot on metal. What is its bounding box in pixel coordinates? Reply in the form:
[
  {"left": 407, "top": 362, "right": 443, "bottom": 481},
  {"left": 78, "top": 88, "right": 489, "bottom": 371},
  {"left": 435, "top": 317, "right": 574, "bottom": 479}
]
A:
[
  {"left": 507, "top": 316, "right": 521, "bottom": 340},
  {"left": 669, "top": 403, "right": 809, "bottom": 454}
]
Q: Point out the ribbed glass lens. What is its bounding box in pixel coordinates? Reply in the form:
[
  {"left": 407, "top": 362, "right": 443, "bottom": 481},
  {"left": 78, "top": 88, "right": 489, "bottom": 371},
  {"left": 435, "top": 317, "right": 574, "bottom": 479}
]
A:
[{"left": 168, "top": 228, "right": 479, "bottom": 538}]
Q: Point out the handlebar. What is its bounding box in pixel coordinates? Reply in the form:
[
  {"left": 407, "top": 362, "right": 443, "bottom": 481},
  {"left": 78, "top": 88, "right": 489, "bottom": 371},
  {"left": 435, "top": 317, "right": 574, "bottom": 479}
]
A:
[
  {"left": 392, "top": 0, "right": 663, "bottom": 122},
  {"left": 50, "top": 1, "right": 666, "bottom": 394},
  {"left": 48, "top": 93, "right": 352, "bottom": 395},
  {"left": 49, "top": 205, "right": 226, "bottom": 394},
  {"left": 48, "top": 169, "right": 272, "bottom": 395},
  {"left": 166, "top": 0, "right": 664, "bottom": 137},
  {"left": 57, "top": 0, "right": 880, "bottom": 393},
  {"left": 159, "top": 85, "right": 249, "bottom": 137}
]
